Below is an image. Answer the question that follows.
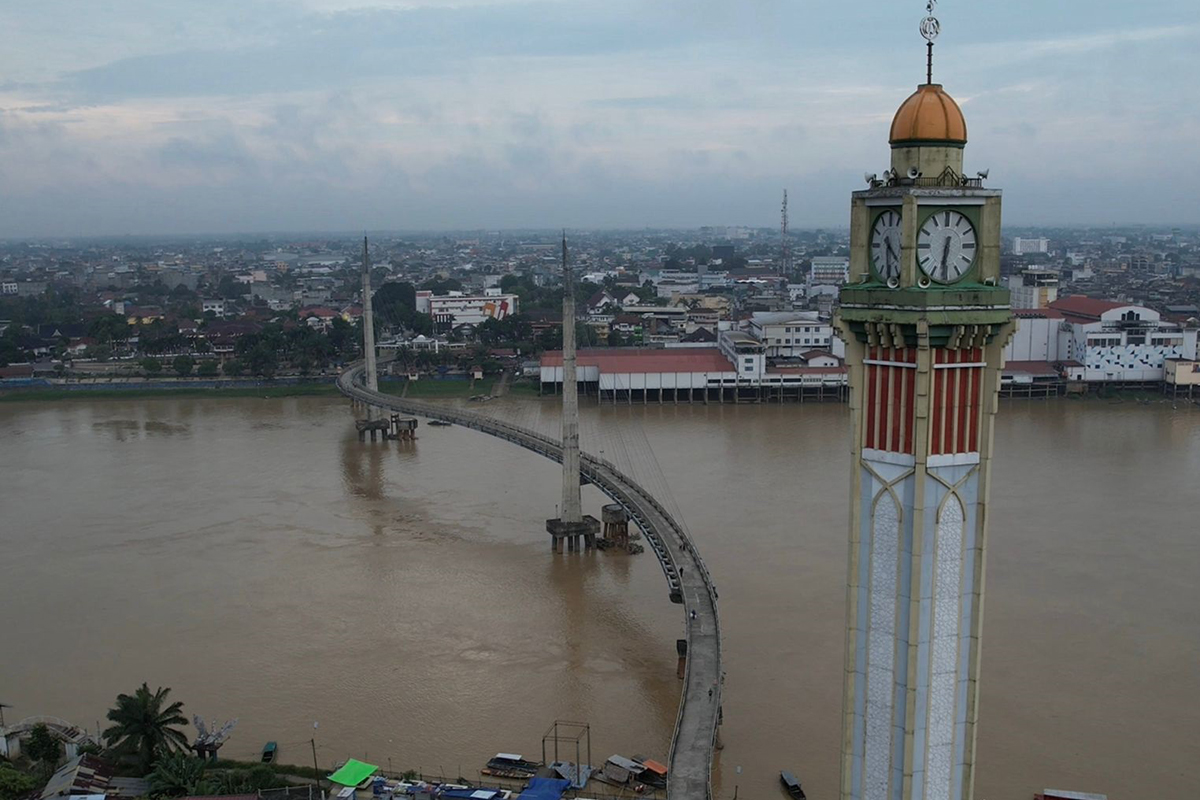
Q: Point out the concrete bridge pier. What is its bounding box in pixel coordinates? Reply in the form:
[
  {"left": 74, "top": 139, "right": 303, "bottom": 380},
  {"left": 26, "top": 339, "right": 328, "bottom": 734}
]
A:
[
  {"left": 547, "top": 517, "right": 600, "bottom": 554},
  {"left": 602, "top": 504, "right": 630, "bottom": 548}
]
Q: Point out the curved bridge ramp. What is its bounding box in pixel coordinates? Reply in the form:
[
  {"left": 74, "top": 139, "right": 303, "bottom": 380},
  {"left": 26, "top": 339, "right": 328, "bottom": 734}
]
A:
[{"left": 338, "top": 365, "right": 722, "bottom": 800}]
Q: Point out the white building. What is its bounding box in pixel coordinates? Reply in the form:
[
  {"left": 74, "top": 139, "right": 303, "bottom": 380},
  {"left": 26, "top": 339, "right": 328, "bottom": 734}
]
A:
[
  {"left": 1012, "top": 237, "right": 1050, "bottom": 255},
  {"left": 1005, "top": 297, "right": 1199, "bottom": 383},
  {"left": 809, "top": 257, "right": 849, "bottom": 287},
  {"left": 201, "top": 299, "right": 226, "bottom": 316},
  {"left": 746, "top": 311, "right": 834, "bottom": 357},
  {"left": 718, "top": 330, "right": 766, "bottom": 380},
  {"left": 1007, "top": 268, "right": 1059, "bottom": 309},
  {"left": 415, "top": 289, "right": 519, "bottom": 328}
]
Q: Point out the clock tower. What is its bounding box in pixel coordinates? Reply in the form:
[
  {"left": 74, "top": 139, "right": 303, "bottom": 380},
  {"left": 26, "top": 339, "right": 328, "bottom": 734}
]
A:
[{"left": 835, "top": 6, "right": 1014, "bottom": 800}]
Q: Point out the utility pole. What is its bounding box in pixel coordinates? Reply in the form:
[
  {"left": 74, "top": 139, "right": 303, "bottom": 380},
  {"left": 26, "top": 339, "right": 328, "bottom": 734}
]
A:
[
  {"left": 781, "top": 189, "right": 792, "bottom": 275},
  {"left": 311, "top": 739, "right": 322, "bottom": 794}
]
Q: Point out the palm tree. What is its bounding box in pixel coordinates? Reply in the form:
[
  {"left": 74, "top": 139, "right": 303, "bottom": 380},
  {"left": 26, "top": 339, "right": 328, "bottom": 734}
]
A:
[
  {"left": 102, "top": 684, "right": 189, "bottom": 773},
  {"left": 148, "top": 751, "right": 208, "bottom": 798}
]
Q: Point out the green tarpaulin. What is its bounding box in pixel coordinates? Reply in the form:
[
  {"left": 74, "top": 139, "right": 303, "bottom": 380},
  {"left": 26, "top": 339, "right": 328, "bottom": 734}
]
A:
[{"left": 328, "top": 759, "right": 380, "bottom": 787}]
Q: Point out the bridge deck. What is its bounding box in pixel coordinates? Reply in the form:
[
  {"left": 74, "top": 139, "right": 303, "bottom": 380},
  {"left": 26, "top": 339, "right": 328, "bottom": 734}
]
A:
[{"left": 338, "top": 366, "right": 721, "bottom": 800}]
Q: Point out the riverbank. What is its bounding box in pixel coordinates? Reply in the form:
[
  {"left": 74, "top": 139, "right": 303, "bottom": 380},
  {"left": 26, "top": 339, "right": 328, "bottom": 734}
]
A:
[
  {"left": 0, "top": 381, "right": 342, "bottom": 402},
  {"left": 0, "top": 376, "right": 498, "bottom": 402},
  {"left": 4, "top": 373, "right": 1192, "bottom": 408}
]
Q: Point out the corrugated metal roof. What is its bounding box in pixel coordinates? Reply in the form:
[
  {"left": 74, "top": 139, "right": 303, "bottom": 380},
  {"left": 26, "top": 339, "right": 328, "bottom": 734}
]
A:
[
  {"left": 541, "top": 348, "right": 732, "bottom": 373},
  {"left": 768, "top": 366, "right": 847, "bottom": 375},
  {"left": 605, "top": 755, "right": 643, "bottom": 771},
  {"left": 1049, "top": 296, "right": 1126, "bottom": 319}
]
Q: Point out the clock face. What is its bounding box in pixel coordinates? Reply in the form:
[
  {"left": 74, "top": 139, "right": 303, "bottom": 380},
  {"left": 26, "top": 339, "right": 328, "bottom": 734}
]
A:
[
  {"left": 870, "top": 210, "right": 903, "bottom": 282},
  {"left": 917, "top": 210, "right": 977, "bottom": 283}
]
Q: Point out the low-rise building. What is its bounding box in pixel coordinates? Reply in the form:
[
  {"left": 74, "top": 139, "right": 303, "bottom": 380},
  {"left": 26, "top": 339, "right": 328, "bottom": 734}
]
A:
[
  {"left": 1008, "top": 268, "right": 1059, "bottom": 309},
  {"left": 1165, "top": 358, "right": 1200, "bottom": 396},
  {"left": 415, "top": 289, "right": 519, "bottom": 330},
  {"left": 1004, "top": 297, "right": 1199, "bottom": 385},
  {"left": 745, "top": 311, "right": 834, "bottom": 357},
  {"left": 809, "top": 256, "right": 849, "bottom": 288}
]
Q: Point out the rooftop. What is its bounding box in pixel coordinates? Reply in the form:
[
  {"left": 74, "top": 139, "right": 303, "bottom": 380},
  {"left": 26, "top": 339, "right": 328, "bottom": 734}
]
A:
[
  {"left": 1048, "top": 295, "right": 1129, "bottom": 320},
  {"left": 541, "top": 348, "right": 732, "bottom": 374}
]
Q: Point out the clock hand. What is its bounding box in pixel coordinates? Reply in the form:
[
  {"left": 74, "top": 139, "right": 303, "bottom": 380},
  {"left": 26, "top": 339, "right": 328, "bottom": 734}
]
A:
[
  {"left": 940, "top": 237, "right": 952, "bottom": 280},
  {"left": 885, "top": 240, "right": 898, "bottom": 275}
]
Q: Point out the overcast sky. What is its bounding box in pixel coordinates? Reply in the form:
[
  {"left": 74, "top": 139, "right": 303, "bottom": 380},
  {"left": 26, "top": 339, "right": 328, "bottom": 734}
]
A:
[{"left": 1, "top": 1, "right": 1197, "bottom": 237}]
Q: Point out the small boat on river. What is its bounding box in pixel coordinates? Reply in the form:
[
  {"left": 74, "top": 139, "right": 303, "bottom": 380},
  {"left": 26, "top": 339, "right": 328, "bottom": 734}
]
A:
[
  {"left": 261, "top": 741, "right": 277, "bottom": 764},
  {"left": 481, "top": 753, "right": 541, "bottom": 779},
  {"left": 428, "top": 420, "right": 452, "bottom": 427},
  {"left": 780, "top": 770, "right": 806, "bottom": 799}
]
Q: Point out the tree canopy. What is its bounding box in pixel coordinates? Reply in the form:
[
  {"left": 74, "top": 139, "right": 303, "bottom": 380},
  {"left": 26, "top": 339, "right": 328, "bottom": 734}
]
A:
[{"left": 102, "top": 683, "right": 190, "bottom": 773}]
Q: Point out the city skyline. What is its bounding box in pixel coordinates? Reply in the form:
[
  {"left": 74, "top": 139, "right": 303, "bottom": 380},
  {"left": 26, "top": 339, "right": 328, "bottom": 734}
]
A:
[{"left": 1, "top": 1, "right": 1198, "bottom": 237}]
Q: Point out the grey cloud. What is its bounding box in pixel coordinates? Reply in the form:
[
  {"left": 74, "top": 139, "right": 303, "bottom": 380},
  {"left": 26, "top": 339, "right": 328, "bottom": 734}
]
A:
[
  {"left": 588, "top": 95, "right": 702, "bottom": 110},
  {"left": 55, "top": 2, "right": 701, "bottom": 102},
  {"left": 159, "top": 131, "right": 259, "bottom": 172}
]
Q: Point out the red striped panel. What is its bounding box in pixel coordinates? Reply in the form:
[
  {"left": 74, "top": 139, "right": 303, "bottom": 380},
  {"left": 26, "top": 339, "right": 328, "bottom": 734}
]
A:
[
  {"left": 903, "top": 350, "right": 916, "bottom": 454},
  {"left": 865, "top": 347, "right": 877, "bottom": 449},
  {"left": 957, "top": 350, "right": 969, "bottom": 454},
  {"left": 931, "top": 349, "right": 944, "bottom": 455},
  {"left": 969, "top": 361, "right": 982, "bottom": 452},
  {"left": 891, "top": 355, "right": 903, "bottom": 453},
  {"left": 864, "top": 346, "right": 918, "bottom": 454}
]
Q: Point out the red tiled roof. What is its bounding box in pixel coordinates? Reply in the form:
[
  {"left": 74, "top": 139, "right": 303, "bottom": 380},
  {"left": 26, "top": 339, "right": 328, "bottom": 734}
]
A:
[
  {"left": 1048, "top": 295, "right": 1126, "bottom": 319},
  {"left": 541, "top": 348, "right": 732, "bottom": 373},
  {"left": 1002, "top": 360, "right": 1060, "bottom": 376}
]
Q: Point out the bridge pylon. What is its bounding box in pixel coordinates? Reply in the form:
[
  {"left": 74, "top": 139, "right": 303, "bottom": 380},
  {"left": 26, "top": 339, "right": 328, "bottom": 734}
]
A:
[{"left": 545, "top": 232, "right": 599, "bottom": 552}]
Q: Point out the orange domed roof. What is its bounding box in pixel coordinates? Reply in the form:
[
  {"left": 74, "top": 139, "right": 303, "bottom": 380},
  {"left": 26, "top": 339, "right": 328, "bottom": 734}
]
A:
[{"left": 889, "top": 84, "right": 967, "bottom": 146}]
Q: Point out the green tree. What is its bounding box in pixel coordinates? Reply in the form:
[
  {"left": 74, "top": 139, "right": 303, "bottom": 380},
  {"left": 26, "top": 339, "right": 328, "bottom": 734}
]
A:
[
  {"left": 196, "top": 361, "right": 219, "bottom": 377},
  {"left": 222, "top": 359, "right": 245, "bottom": 377},
  {"left": 536, "top": 325, "right": 563, "bottom": 352},
  {"left": 84, "top": 344, "right": 113, "bottom": 362},
  {"left": 0, "top": 325, "right": 27, "bottom": 366},
  {"left": 419, "top": 277, "right": 463, "bottom": 294},
  {"left": 172, "top": 355, "right": 195, "bottom": 377},
  {"left": 141, "top": 358, "right": 163, "bottom": 376},
  {"left": 575, "top": 322, "right": 599, "bottom": 348},
  {"left": 90, "top": 314, "right": 130, "bottom": 344},
  {"left": 0, "top": 764, "right": 38, "bottom": 800},
  {"left": 77, "top": 741, "right": 104, "bottom": 757},
  {"left": 243, "top": 344, "right": 278, "bottom": 378},
  {"left": 25, "top": 723, "right": 63, "bottom": 766},
  {"left": 148, "top": 751, "right": 208, "bottom": 798},
  {"left": 102, "top": 683, "right": 189, "bottom": 773},
  {"left": 373, "top": 281, "right": 417, "bottom": 326}
]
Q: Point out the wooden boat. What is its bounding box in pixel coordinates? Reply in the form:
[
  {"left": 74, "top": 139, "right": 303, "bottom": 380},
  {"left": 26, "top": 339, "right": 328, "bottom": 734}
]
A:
[
  {"left": 481, "top": 753, "right": 541, "bottom": 778},
  {"left": 780, "top": 771, "right": 806, "bottom": 799},
  {"left": 261, "top": 741, "right": 277, "bottom": 764}
]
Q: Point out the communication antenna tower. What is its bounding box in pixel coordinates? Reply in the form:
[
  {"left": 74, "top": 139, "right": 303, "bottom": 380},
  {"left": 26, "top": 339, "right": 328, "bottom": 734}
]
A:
[{"left": 781, "top": 190, "right": 792, "bottom": 274}]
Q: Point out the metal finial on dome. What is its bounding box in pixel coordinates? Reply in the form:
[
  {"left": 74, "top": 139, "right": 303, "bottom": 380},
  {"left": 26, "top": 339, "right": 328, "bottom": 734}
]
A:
[{"left": 921, "top": 0, "right": 940, "bottom": 84}]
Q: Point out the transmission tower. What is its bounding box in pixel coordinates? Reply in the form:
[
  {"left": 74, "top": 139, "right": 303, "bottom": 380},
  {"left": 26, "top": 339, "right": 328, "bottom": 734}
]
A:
[{"left": 781, "top": 189, "right": 792, "bottom": 275}]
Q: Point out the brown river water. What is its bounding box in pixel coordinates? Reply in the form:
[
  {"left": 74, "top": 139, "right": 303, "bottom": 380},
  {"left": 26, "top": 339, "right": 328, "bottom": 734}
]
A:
[{"left": 1, "top": 395, "right": 1197, "bottom": 799}]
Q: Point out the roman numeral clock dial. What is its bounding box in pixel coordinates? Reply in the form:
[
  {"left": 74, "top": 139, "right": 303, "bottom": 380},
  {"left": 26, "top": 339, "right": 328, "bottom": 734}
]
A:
[
  {"left": 870, "top": 210, "right": 903, "bottom": 282},
  {"left": 917, "top": 209, "right": 977, "bottom": 283}
]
